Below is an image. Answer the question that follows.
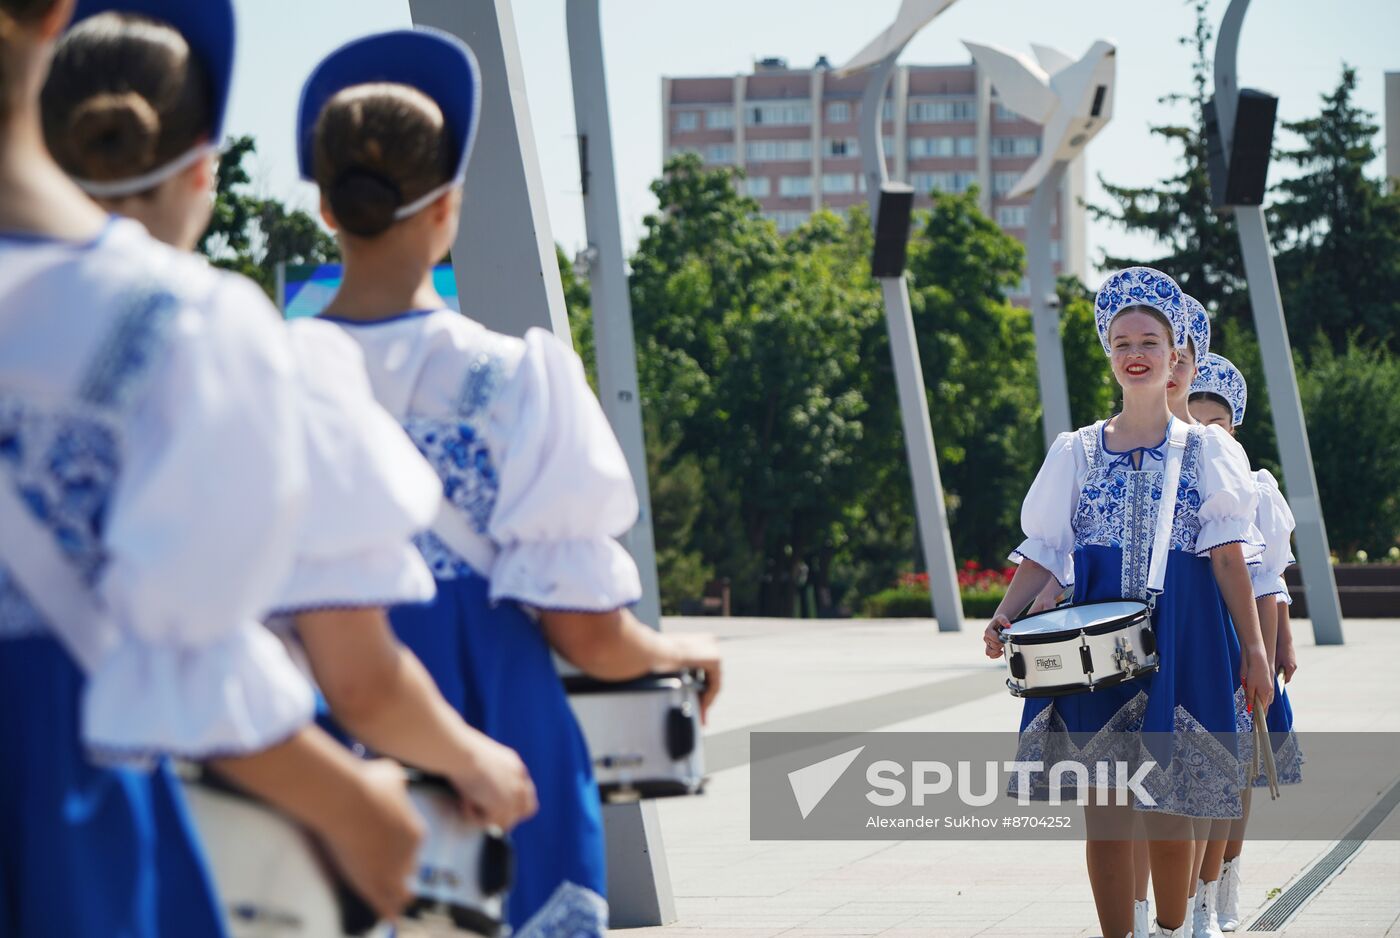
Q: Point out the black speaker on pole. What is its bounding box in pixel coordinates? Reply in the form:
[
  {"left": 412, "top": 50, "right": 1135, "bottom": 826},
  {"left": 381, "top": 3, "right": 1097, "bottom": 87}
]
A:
[
  {"left": 871, "top": 182, "right": 915, "bottom": 279},
  {"left": 1204, "top": 88, "right": 1278, "bottom": 209}
]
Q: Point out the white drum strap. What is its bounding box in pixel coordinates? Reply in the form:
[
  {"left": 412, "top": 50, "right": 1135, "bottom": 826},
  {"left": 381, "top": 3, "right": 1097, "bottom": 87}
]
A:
[
  {"left": 1146, "top": 419, "right": 1189, "bottom": 604},
  {"left": 0, "top": 478, "right": 116, "bottom": 673},
  {"left": 429, "top": 500, "right": 500, "bottom": 578}
]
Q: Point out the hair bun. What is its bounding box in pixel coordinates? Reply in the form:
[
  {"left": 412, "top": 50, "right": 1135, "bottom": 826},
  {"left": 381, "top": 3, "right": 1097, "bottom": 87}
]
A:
[
  {"left": 329, "top": 167, "right": 403, "bottom": 238},
  {"left": 66, "top": 91, "right": 160, "bottom": 181}
]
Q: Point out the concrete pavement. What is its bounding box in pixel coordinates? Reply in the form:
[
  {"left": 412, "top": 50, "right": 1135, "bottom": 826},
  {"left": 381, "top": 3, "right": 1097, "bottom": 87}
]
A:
[{"left": 608, "top": 615, "right": 1400, "bottom": 936}]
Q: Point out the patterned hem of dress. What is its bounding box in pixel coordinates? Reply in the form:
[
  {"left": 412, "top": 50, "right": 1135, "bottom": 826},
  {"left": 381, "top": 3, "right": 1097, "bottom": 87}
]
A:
[
  {"left": 1251, "top": 729, "right": 1303, "bottom": 787},
  {"left": 513, "top": 881, "right": 609, "bottom": 938},
  {"left": 1009, "top": 691, "right": 1246, "bottom": 819},
  {"left": 1231, "top": 688, "right": 1301, "bottom": 787}
]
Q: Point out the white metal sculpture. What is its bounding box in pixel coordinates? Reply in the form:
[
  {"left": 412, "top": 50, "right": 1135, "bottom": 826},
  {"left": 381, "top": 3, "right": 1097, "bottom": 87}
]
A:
[{"left": 964, "top": 39, "right": 1116, "bottom": 448}]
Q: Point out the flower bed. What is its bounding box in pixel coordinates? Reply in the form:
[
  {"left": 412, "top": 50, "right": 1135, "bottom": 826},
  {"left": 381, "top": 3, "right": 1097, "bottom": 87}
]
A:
[{"left": 862, "top": 562, "right": 1015, "bottom": 619}]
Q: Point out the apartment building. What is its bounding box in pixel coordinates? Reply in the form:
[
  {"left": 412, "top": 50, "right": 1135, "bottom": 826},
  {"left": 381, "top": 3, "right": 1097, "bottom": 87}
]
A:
[{"left": 662, "top": 56, "right": 1088, "bottom": 296}]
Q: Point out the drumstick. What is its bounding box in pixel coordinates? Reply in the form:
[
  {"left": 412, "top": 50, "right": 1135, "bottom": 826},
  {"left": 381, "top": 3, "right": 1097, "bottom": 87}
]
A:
[{"left": 1252, "top": 699, "right": 1280, "bottom": 800}]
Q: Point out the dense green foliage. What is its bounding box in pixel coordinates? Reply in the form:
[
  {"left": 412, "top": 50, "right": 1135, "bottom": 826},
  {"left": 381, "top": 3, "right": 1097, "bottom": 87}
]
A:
[
  {"left": 205, "top": 8, "right": 1400, "bottom": 614},
  {"left": 199, "top": 136, "right": 339, "bottom": 297}
]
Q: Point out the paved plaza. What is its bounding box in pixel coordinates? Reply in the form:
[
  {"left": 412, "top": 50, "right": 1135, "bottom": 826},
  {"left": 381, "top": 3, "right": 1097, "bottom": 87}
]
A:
[{"left": 607, "top": 615, "right": 1400, "bottom": 937}]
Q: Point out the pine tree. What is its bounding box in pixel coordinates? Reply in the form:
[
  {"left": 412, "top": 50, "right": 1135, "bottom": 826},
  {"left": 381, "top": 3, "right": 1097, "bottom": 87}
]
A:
[
  {"left": 1271, "top": 66, "right": 1400, "bottom": 352},
  {"left": 1088, "top": 1, "right": 1248, "bottom": 327}
]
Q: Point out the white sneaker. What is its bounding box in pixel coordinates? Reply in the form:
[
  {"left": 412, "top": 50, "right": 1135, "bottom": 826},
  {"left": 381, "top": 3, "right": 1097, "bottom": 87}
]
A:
[
  {"left": 1135, "top": 898, "right": 1152, "bottom": 938},
  {"left": 1217, "top": 857, "right": 1242, "bottom": 931},
  {"left": 1193, "top": 879, "right": 1224, "bottom": 938},
  {"left": 1154, "top": 919, "right": 1192, "bottom": 938}
]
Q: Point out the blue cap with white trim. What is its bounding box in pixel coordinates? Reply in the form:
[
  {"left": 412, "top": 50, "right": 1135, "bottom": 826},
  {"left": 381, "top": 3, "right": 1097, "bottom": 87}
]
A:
[
  {"left": 296, "top": 28, "right": 481, "bottom": 191},
  {"left": 71, "top": 0, "right": 235, "bottom": 143}
]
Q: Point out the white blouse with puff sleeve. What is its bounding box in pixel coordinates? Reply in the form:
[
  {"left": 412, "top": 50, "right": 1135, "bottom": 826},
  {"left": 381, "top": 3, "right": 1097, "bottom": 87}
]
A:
[
  {"left": 1250, "top": 468, "right": 1296, "bottom": 601},
  {"left": 1009, "top": 430, "right": 1083, "bottom": 589},
  {"left": 1194, "top": 424, "right": 1264, "bottom": 558},
  {"left": 326, "top": 310, "right": 642, "bottom": 613},
  {"left": 0, "top": 222, "right": 316, "bottom": 762},
  {"left": 276, "top": 318, "right": 439, "bottom": 613}
]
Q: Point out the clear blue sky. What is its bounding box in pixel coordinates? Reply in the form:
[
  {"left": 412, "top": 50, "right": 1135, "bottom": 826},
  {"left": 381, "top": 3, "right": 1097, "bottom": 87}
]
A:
[{"left": 227, "top": 0, "right": 1397, "bottom": 282}]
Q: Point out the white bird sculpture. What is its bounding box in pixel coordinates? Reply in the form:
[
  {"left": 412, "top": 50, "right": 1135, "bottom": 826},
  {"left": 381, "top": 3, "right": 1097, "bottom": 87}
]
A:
[
  {"left": 963, "top": 39, "right": 1116, "bottom": 198},
  {"left": 837, "top": 0, "right": 961, "bottom": 76}
]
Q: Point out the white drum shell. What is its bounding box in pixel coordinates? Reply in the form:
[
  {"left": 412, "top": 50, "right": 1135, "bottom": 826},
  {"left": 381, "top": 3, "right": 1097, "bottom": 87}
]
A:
[
  {"left": 567, "top": 673, "right": 705, "bottom": 801},
  {"left": 1003, "top": 603, "right": 1157, "bottom": 697},
  {"left": 182, "top": 780, "right": 383, "bottom": 938},
  {"left": 405, "top": 784, "right": 505, "bottom": 931}
]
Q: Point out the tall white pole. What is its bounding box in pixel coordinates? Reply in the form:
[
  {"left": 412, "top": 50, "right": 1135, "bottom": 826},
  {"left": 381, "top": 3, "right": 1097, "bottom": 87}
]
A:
[
  {"left": 565, "top": 0, "right": 663, "bottom": 630},
  {"left": 1213, "top": 0, "right": 1344, "bottom": 645},
  {"left": 1027, "top": 161, "right": 1072, "bottom": 448},
  {"left": 407, "top": 0, "right": 570, "bottom": 339},
  {"left": 564, "top": 1, "right": 676, "bottom": 926},
  {"left": 859, "top": 51, "right": 965, "bottom": 633}
]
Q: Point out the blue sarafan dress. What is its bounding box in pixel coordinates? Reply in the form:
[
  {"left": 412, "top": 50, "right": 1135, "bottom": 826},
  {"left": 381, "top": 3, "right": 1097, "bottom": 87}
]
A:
[
  {"left": 1008, "top": 418, "right": 1263, "bottom": 818},
  {"left": 0, "top": 221, "right": 318, "bottom": 936},
  {"left": 321, "top": 309, "right": 640, "bottom": 936},
  {"left": 1247, "top": 469, "right": 1303, "bottom": 785}
]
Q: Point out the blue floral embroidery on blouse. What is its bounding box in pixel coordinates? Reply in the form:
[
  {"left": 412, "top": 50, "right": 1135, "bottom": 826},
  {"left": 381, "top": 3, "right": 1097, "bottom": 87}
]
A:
[
  {"left": 0, "top": 289, "right": 175, "bottom": 640},
  {"left": 406, "top": 418, "right": 499, "bottom": 538},
  {"left": 1072, "top": 422, "right": 1205, "bottom": 599},
  {"left": 404, "top": 333, "right": 516, "bottom": 580}
]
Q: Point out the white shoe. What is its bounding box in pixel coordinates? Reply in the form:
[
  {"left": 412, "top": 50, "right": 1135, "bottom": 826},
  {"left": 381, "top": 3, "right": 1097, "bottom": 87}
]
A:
[
  {"left": 1217, "top": 858, "right": 1242, "bottom": 931},
  {"left": 1135, "top": 898, "right": 1152, "bottom": 938},
  {"left": 1154, "top": 920, "right": 1192, "bottom": 938},
  {"left": 1193, "top": 879, "right": 1224, "bottom": 938}
]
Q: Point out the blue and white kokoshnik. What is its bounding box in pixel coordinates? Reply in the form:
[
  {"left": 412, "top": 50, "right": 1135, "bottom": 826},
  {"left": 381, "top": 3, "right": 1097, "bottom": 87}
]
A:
[
  {"left": 1183, "top": 294, "right": 1212, "bottom": 368},
  {"left": 1191, "top": 352, "right": 1248, "bottom": 427},
  {"left": 1094, "top": 266, "right": 1188, "bottom": 354}
]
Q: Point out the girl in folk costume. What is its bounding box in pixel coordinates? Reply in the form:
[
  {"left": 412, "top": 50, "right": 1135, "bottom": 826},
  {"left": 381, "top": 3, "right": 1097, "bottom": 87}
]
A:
[
  {"left": 42, "top": 0, "right": 539, "bottom": 881},
  {"left": 295, "top": 30, "right": 722, "bottom": 935},
  {"left": 1190, "top": 352, "right": 1303, "bottom": 932},
  {"left": 1024, "top": 292, "right": 1239, "bottom": 937},
  {"left": 0, "top": 1, "right": 432, "bottom": 932},
  {"left": 983, "top": 267, "right": 1273, "bottom": 938}
]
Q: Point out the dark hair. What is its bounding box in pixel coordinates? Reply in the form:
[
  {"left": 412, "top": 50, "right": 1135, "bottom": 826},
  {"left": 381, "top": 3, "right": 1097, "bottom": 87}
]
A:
[
  {"left": 40, "top": 12, "right": 211, "bottom": 189},
  {"left": 0, "top": 0, "right": 60, "bottom": 121},
  {"left": 313, "top": 83, "right": 452, "bottom": 238},
  {"left": 1189, "top": 391, "right": 1232, "bottom": 413}
]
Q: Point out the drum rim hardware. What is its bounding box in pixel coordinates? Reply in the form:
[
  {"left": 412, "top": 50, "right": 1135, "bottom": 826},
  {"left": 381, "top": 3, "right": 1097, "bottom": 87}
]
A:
[{"left": 999, "top": 598, "right": 1159, "bottom": 698}]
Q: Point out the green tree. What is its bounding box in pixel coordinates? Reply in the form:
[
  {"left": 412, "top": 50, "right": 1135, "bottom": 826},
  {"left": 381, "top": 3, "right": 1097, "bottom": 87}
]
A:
[
  {"left": 198, "top": 135, "right": 339, "bottom": 299},
  {"left": 1296, "top": 337, "right": 1400, "bottom": 554},
  {"left": 1088, "top": 1, "right": 1248, "bottom": 327},
  {"left": 629, "top": 155, "right": 884, "bottom": 615},
  {"left": 1057, "top": 275, "right": 1116, "bottom": 427},
  {"left": 1271, "top": 66, "right": 1400, "bottom": 352},
  {"left": 906, "top": 188, "right": 1040, "bottom": 565}
]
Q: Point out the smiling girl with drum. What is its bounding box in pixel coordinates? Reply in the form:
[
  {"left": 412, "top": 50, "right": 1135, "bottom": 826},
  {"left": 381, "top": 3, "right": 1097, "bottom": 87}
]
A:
[{"left": 983, "top": 267, "right": 1274, "bottom": 938}]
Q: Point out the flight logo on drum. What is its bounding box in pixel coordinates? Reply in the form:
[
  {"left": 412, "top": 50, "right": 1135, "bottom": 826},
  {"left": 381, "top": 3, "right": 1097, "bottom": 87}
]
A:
[{"left": 1034, "top": 655, "right": 1063, "bottom": 671}]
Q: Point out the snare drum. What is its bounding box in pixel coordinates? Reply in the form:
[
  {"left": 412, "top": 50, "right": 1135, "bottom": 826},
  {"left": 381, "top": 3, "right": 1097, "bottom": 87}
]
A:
[
  {"left": 182, "top": 769, "right": 512, "bottom": 937},
  {"left": 1000, "top": 600, "right": 1157, "bottom": 698},
  {"left": 564, "top": 670, "right": 706, "bottom": 802}
]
